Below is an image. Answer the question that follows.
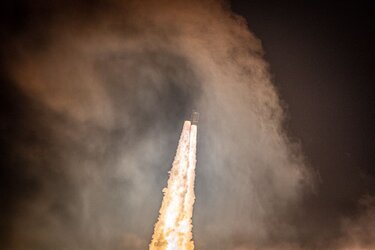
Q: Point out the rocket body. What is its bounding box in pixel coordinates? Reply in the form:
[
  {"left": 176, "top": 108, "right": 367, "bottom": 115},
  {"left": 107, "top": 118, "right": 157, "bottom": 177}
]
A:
[{"left": 191, "top": 111, "right": 199, "bottom": 125}]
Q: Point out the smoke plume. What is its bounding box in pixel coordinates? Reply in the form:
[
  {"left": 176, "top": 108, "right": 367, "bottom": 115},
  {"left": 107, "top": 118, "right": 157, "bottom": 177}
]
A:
[{"left": 1, "top": 0, "right": 373, "bottom": 249}]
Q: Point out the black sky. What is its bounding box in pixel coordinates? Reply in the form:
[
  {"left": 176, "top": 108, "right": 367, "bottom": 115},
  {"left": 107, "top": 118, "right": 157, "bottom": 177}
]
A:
[
  {"left": 232, "top": 0, "right": 375, "bottom": 198},
  {"left": 0, "top": 0, "right": 374, "bottom": 248},
  {"left": 231, "top": 1, "right": 375, "bottom": 242}
]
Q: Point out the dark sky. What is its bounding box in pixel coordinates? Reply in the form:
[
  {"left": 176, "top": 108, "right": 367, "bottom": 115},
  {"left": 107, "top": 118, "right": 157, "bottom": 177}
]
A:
[
  {"left": 232, "top": 0, "right": 375, "bottom": 200},
  {"left": 231, "top": 3, "right": 375, "bottom": 246},
  {"left": 0, "top": 0, "right": 374, "bottom": 249},
  {"left": 231, "top": 2, "right": 375, "bottom": 243}
]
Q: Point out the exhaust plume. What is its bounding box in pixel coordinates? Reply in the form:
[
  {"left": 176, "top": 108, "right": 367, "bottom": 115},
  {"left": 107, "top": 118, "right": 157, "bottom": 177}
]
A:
[{"left": 150, "top": 120, "right": 197, "bottom": 250}]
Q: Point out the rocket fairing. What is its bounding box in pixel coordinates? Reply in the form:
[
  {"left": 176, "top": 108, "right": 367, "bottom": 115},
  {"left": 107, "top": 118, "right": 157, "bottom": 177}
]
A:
[{"left": 191, "top": 111, "right": 199, "bottom": 125}]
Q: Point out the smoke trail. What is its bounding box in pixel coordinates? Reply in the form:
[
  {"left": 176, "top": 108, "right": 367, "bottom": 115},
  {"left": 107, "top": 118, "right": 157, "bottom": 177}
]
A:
[
  {"left": 4, "top": 0, "right": 372, "bottom": 249},
  {"left": 150, "top": 120, "right": 197, "bottom": 250},
  {"left": 1, "top": 0, "right": 311, "bottom": 249}
]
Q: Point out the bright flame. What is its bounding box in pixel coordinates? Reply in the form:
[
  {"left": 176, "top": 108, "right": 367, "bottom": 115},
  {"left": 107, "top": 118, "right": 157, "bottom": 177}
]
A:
[{"left": 150, "top": 121, "right": 197, "bottom": 250}]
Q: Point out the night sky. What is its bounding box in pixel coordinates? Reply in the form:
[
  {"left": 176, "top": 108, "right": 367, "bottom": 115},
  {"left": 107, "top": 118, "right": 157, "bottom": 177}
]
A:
[
  {"left": 1, "top": 1, "right": 374, "bottom": 249},
  {"left": 233, "top": 2, "right": 375, "bottom": 196},
  {"left": 232, "top": 0, "right": 375, "bottom": 216},
  {"left": 232, "top": 2, "right": 375, "bottom": 246}
]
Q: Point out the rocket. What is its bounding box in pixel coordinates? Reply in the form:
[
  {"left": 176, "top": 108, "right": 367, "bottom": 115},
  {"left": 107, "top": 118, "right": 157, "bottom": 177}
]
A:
[{"left": 191, "top": 111, "right": 199, "bottom": 125}]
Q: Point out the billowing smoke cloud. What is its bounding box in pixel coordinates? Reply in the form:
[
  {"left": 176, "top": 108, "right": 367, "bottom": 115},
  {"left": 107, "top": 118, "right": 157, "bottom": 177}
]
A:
[
  {"left": 1, "top": 0, "right": 373, "bottom": 249},
  {"left": 333, "top": 196, "right": 375, "bottom": 250}
]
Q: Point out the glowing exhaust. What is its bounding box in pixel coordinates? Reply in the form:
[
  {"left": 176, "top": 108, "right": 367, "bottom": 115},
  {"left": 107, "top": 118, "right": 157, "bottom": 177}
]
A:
[{"left": 150, "top": 115, "right": 198, "bottom": 250}]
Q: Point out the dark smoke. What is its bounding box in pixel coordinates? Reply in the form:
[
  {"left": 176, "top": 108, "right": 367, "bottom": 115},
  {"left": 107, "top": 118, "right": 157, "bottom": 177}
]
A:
[{"left": 0, "top": 0, "right": 373, "bottom": 249}]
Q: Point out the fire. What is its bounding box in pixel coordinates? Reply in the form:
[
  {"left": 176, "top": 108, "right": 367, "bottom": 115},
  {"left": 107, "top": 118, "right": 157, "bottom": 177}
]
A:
[{"left": 150, "top": 120, "right": 198, "bottom": 250}]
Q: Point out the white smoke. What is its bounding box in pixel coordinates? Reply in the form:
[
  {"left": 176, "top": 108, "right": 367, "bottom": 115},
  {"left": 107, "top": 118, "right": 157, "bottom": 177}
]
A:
[{"left": 3, "top": 0, "right": 321, "bottom": 249}]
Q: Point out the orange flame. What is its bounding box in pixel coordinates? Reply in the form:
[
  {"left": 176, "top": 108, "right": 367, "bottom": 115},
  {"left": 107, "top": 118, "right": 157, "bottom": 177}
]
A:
[{"left": 150, "top": 121, "right": 197, "bottom": 250}]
